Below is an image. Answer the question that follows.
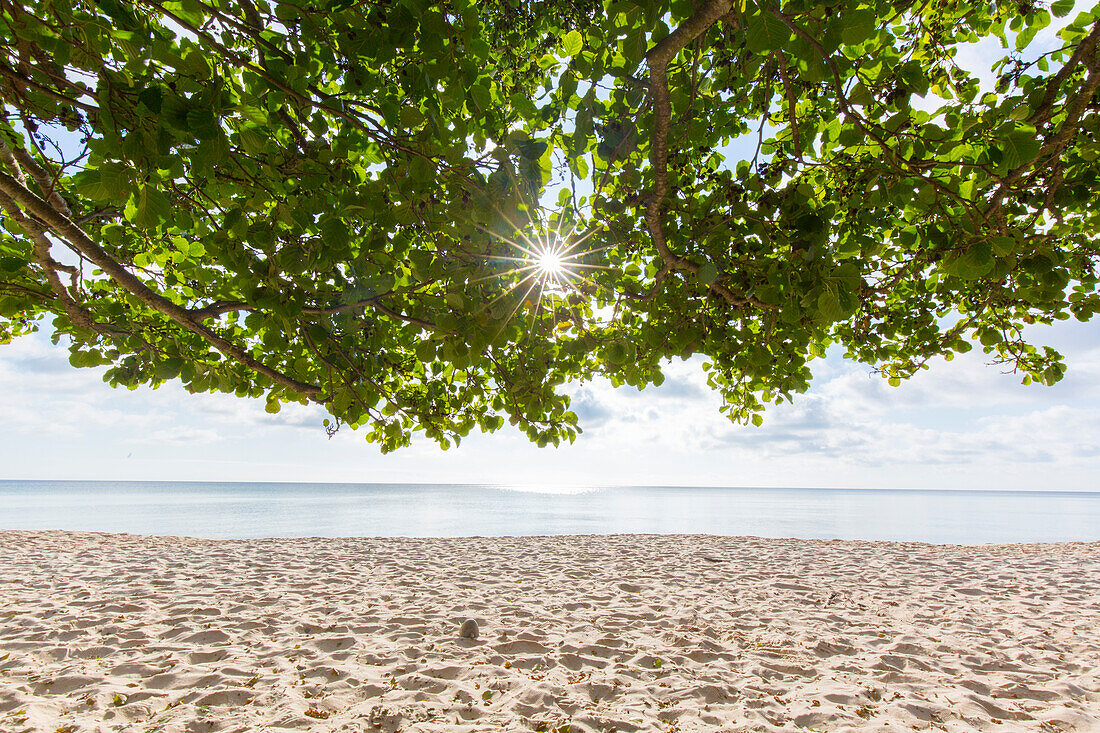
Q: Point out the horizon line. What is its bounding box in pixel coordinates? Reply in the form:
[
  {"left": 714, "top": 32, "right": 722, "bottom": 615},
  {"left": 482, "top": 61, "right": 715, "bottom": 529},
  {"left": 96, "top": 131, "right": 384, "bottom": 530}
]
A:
[{"left": 1, "top": 478, "right": 1097, "bottom": 495}]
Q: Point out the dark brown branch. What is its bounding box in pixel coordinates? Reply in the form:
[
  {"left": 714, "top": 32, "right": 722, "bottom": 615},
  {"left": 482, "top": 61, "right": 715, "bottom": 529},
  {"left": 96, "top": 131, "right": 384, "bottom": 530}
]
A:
[
  {"left": 0, "top": 169, "right": 322, "bottom": 398},
  {"left": 644, "top": 0, "right": 763, "bottom": 309},
  {"left": 0, "top": 138, "right": 125, "bottom": 337},
  {"left": 1029, "top": 19, "right": 1100, "bottom": 127}
]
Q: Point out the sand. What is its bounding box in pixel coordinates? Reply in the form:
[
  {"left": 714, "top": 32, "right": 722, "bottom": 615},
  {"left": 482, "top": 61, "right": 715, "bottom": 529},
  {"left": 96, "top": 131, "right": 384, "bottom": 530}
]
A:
[{"left": 0, "top": 532, "right": 1097, "bottom": 732}]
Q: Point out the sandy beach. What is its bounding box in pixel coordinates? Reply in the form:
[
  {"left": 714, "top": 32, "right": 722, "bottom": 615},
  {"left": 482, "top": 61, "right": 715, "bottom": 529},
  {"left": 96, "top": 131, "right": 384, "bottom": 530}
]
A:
[{"left": 0, "top": 532, "right": 1097, "bottom": 732}]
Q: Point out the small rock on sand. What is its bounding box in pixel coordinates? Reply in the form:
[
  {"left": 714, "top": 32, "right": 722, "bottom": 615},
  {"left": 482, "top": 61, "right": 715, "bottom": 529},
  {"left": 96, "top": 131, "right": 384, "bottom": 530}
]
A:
[{"left": 458, "top": 619, "right": 479, "bottom": 640}]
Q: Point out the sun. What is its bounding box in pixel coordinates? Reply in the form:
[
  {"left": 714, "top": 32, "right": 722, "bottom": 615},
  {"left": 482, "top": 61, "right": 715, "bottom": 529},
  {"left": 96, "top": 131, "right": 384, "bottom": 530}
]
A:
[{"left": 535, "top": 248, "right": 565, "bottom": 278}]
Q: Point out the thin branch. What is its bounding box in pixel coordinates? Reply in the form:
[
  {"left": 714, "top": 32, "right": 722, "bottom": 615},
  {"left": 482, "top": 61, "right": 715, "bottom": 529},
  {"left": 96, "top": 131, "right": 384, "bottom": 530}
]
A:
[
  {"left": 74, "top": 206, "right": 120, "bottom": 225},
  {"left": 776, "top": 50, "right": 802, "bottom": 160},
  {"left": 766, "top": 6, "right": 976, "bottom": 221},
  {"left": 6, "top": 133, "right": 72, "bottom": 218},
  {"left": 363, "top": 300, "right": 447, "bottom": 333},
  {"left": 0, "top": 61, "right": 98, "bottom": 113},
  {"left": 986, "top": 26, "right": 1100, "bottom": 221},
  {"left": 133, "top": 0, "right": 431, "bottom": 165},
  {"left": 0, "top": 279, "right": 52, "bottom": 300},
  {"left": 194, "top": 296, "right": 449, "bottom": 333},
  {"left": 235, "top": 0, "right": 310, "bottom": 152}
]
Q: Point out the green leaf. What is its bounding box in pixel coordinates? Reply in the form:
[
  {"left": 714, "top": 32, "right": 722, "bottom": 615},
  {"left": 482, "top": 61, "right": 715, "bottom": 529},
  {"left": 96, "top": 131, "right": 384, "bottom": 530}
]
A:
[
  {"left": 71, "top": 164, "right": 129, "bottom": 202},
  {"left": 606, "top": 340, "right": 630, "bottom": 364},
  {"left": 238, "top": 124, "right": 267, "bottom": 155},
  {"left": 400, "top": 106, "right": 425, "bottom": 128},
  {"left": 321, "top": 218, "right": 350, "bottom": 250},
  {"left": 989, "top": 236, "right": 1018, "bottom": 257},
  {"left": 0, "top": 256, "right": 28, "bottom": 273},
  {"left": 1051, "top": 0, "right": 1073, "bottom": 17},
  {"left": 70, "top": 170, "right": 109, "bottom": 201},
  {"left": 561, "top": 30, "right": 583, "bottom": 58},
  {"left": 1015, "top": 22, "right": 1040, "bottom": 51},
  {"left": 195, "top": 132, "right": 230, "bottom": 166},
  {"left": 1000, "top": 127, "right": 1041, "bottom": 171},
  {"left": 469, "top": 82, "right": 491, "bottom": 113},
  {"left": 697, "top": 262, "right": 719, "bottom": 285},
  {"left": 745, "top": 11, "right": 791, "bottom": 54},
  {"left": 137, "top": 85, "right": 163, "bottom": 113},
  {"left": 815, "top": 287, "right": 845, "bottom": 324},
  {"left": 134, "top": 187, "right": 171, "bottom": 230},
  {"left": 622, "top": 28, "right": 647, "bottom": 63},
  {"left": 186, "top": 107, "right": 219, "bottom": 140},
  {"left": 952, "top": 243, "right": 994, "bottom": 280},
  {"left": 841, "top": 10, "right": 876, "bottom": 45}
]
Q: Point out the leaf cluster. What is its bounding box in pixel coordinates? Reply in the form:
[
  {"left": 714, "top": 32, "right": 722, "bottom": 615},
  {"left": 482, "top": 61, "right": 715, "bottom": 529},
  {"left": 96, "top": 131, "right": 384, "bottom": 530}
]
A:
[{"left": 0, "top": 0, "right": 1097, "bottom": 447}]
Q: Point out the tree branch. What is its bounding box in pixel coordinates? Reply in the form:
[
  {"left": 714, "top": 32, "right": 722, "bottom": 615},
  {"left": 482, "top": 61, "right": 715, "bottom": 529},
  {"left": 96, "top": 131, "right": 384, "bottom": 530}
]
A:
[
  {"left": 235, "top": 0, "right": 310, "bottom": 152},
  {"left": 767, "top": 6, "right": 976, "bottom": 219},
  {"left": 194, "top": 296, "right": 448, "bottom": 333},
  {"left": 0, "top": 60, "right": 98, "bottom": 113},
  {"left": 987, "top": 24, "right": 1100, "bottom": 220},
  {"left": 0, "top": 169, "right": 322, "bottom": 398},
  {"left": 1029, "top": 19, "right": 1100, "bottom": 127},
  {"left": 364, "top": 300, "right": 446, "bottom": 333},
  {"left": 0, "top": 139, "right": 125, "bottom": 337},
  {"left": 644, "top": 0, "right": 765, "bottom": 309},
  {"left": 776, "top": 50, "right": 802, "bottom": 160}
]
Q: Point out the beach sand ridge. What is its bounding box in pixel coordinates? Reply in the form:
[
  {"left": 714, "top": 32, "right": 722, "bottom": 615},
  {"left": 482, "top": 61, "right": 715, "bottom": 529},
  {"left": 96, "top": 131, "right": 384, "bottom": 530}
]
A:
[{"left": 1, "top": 531, "right": 1097, "bottom": 731}]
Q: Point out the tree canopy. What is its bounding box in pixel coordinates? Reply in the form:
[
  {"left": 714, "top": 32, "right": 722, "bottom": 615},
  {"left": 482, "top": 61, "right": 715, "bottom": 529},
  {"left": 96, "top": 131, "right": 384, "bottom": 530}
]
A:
[{"left": 1, "top": 0, "right": 1098, "bottom": 451}]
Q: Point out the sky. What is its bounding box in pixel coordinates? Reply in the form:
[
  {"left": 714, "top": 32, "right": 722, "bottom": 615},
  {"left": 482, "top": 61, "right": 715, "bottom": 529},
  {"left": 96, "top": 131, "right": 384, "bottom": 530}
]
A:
[
  {"left": 2, "top": 5, "right": 1098, "bottom": 491},
  {"left": 2, "top": 315, "right": 1099, "bottom": 490}
]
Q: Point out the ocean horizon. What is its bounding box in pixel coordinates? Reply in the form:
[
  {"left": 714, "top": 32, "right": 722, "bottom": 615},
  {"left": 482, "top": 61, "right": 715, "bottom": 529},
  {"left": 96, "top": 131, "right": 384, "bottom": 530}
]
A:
[{"left": 2, "top": 480, "right": 1097, "bottom": 543}]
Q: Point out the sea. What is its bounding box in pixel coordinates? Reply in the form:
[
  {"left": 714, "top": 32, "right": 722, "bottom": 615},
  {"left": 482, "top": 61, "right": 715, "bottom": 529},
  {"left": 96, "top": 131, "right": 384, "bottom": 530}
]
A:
[{"left": 1, "top": 481, "right": 1098, "bottom": 543}]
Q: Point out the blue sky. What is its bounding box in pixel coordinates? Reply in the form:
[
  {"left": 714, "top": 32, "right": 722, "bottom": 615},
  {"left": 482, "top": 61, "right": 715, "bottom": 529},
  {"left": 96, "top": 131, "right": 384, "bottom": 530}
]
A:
[
  {"left": 2, "top": 6, "right": 1098, "bottom": 490},
  {"left": 2, "top": 315, "right": 1098, "bottom": 489}
]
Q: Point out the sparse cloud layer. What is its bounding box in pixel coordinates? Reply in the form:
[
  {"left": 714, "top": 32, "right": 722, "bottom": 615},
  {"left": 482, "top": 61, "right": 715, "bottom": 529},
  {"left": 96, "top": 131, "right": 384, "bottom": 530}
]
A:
[{"left": 2, "top": 320, "right": 1099, "bottom": 490}]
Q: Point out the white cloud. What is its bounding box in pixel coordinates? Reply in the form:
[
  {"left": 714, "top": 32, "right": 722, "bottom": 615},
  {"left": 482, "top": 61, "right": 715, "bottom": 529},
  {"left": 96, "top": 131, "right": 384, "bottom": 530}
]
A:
[
  {"left": 2, "top": 318, "right": 1099, "bottom": 489},
  {"left": 554, "top": 330, "right": 1100, "bottom": 481},
  {"left": 129, "top": 426, "right": 222, "bottom": 446}
]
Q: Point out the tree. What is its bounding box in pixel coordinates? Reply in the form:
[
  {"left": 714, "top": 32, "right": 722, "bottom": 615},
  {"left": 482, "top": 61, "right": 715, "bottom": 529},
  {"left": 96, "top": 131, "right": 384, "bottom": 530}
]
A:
[{"left": 0, "top": 0, "right": 1097, "bottom": 451}]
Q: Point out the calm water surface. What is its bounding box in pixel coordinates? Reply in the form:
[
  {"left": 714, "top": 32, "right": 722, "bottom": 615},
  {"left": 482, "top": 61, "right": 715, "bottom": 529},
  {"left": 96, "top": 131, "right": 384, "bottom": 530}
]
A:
[{"left": 2, "top": 481, "right": 1098, "bottom": 543}]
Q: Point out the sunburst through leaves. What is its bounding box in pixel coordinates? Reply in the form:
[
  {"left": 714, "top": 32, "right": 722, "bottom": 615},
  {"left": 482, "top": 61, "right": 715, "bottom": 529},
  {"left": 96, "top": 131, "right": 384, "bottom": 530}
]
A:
[{"left": 472, "top": 210, "right": 612, "bottom": 340}]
